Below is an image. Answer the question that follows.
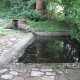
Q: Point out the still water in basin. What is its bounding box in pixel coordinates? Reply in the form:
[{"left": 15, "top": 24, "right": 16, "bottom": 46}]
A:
[{"left": 17, "top": 37, "right": 80, "bottom": 63}]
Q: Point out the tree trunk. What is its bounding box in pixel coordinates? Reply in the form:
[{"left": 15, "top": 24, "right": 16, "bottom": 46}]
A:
[
  {"left": 11, "top": 20, "right": 18, "bottom": 29},
  {"left": 3, "top": 19, "right": 36, "bottom": 35},
  {"left": 4, "top": 19, "right": 26, "bottom": 29},
  {"left": 36, "top": 0, "right": 44, "bottom": 15}
]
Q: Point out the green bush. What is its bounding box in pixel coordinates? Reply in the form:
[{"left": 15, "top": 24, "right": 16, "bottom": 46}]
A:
[
  {"left": 23, "top": 10, "right": 47, "bottom": 21},
  {"left": 27, "top": 0, "right": 36, "bottom": 10},
  {"left": 0, "top": 0, "right": 47, "bottom": 21}
]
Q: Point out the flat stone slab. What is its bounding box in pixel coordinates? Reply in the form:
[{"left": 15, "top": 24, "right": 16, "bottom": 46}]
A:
[
  {"left": 41, "top": 76, "right": 55, "bottom": 80},
  {"left": 36, "top": 32, "right": 70, "bottom": 37},
  {"left": 0, "top": 64, "right": 80, "bottom": 80},
  {"left": 13, "top": 76, "right": 24, "bottom": 80},
  {"left": 40, "top": 69, "right": 53, "bottom": 72},
  {"left": 9, "top": 71, "right": 18, "bottom": 75},
  {"left": 0, "top": 33, "right": 35, "bottom": 65},
  {"left": 32, "top": 68, "right": 39, "bottom": 71},
  {"left": 10, "top": 38, "right": 17, "bottom": 41},
  {"left": 59, "top": 75, "right": 67, "bottom": 80},
  {"left": 31, "top": 71, "right": 45, "bottom": 76},
  {"left": 14, "top": 68, "right": 27, "bottom": 74},
  {"left": 22, "top": 72, "right": 30, "bottom": 78},
  {"left": 1, "top": 74, "right": 14, "bottom": 79},
  {"left": 25, "top": 77, "right": 41, "bottom": 80},
  {"left": 46, "top": 72, "right": 56, "bottom": 76},
  {"left": 0, "top": 69, "right": 8, "bottom": 73}
]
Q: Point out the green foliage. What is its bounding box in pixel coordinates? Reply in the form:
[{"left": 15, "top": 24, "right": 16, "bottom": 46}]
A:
[
  {"left": 0, "top": 0, "right": 10, "bottom": 8},
  {"left": 59, "top": 64, "right": 65, "bottom": 70},
  {"left": 27, "top": 19, "right": 69, "bottom": 32},
  {"left": 70, "top": 27, "right": 79, "bottom": 39},
  {"left": 20, "top": 8, "right": 47, "bottom": 21},
  {"left": 27, "top": 0, "right": 36, "bottom": 9},
  {"left": 21, "top": 0, "right": 47, "bottom": 21},
  {"left": 44, "top": 0, "right": 62, "bottom": 19},
  {"left": 0, "top": 0, "right": 80, "bottom": 38},
  {"left": 0, "top": 0, "right": 25, "bottom": 18},
  {"left": 61, "top": 0, "right": 80, "bottom": 38},
  {"left": 0, "top": 28, "right": 27, "bottom": 35},
  {"left": 9, "top": 0, "right": 24, "bottom": 17}
]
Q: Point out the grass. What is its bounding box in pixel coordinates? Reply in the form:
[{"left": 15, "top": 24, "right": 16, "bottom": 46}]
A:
[
  {"left": 27, "top": 19, "right": 70, "bottom": 32},
  {"left": 0, "top": 28, "right": 28, "bottom": 35},
  {"left": 0, "top": 9, "right": 70, "bottom": 32},
  {"left": 0, "top": 19, "right": 28, "bottom": 36},
  {"left": 0, "top": 18, "right": 70, "bottom": 37}
]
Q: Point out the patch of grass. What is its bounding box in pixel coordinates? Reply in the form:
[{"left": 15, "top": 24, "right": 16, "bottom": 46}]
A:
[
  {"left": 0, "top": 19, "right": 28, "bottom": 36},
  {"left": 27, "top": 19, "right": 70, "bottom": 32},
  {"left": 0, "top": 28, "right": 28, "bottom": 36},
  {"left": 59, "top": 64, "right": 65, "bottom": 71}
]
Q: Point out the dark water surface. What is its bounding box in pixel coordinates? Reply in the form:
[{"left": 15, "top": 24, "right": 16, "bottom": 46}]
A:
[{"left": 17, "top": 36, "right": 80, "bottom": 63}]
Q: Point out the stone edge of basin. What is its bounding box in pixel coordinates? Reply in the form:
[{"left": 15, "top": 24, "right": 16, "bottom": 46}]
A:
[
  {"left": 0, "top": 32, "right": 71, "bottom": 65},
  {"left": 36, "top": 32, "right": 70, "bottom": 36},
  {"left": 0, "top": 33, "right": 35, "bottom": 65}
]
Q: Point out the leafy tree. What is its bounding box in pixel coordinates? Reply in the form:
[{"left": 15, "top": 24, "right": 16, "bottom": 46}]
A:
[{"left": 62, "top": 0, "right": 75, "bottom": 16}]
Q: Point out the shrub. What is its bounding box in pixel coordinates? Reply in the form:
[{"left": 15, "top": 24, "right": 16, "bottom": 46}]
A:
[{"left": 22, "top": 9, "right": 47, "bottom": 21}]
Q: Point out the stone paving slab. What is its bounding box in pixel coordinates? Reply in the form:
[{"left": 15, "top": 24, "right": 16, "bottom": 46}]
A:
[
  {"left": 0, "top": 63, "right": 80, "bottom": 80},
  {"left": 0, "top": 33, "right": 26, "bottom": 57}
]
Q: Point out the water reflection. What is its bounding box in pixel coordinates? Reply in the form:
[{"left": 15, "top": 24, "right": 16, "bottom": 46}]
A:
[{"left": 17, "top": 37, "right": 80, "bottom": 63}]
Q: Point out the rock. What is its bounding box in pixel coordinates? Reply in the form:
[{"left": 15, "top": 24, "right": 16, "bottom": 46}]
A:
[
  {"left": 40, "top": 69, "right": 53, "bottom": 72},
  {"left": 59, "top": 75, "right": 67, "bottom": 80},
  {"left": 31, "top": 71, "right": 45, "bottom": 76},
  {"left": 9, "top": 71, "right": 18, "bottom": 75},
  {"left": 3, "top": 50, "right": 8, "bottom": 52},
  {"left": 58, "top": 71, "right": 64, "bottom": 74},
  {"left": 0, "top": 69, "right": 8, "bottom": 73},
  {"left": 22, "top": 72, "right": 30, "bottom": 78},
  {"left": 13, "top": 76, "right": 24, "bottom": 80},
  {"left": 25, "top": 77, "right": 41, "bottom": 80},
  {"left": 41, "top": 76, "right": 54, "bottom": 80},
  {"left": 10, "top": 38, "right": 17, "bottom": 41},
  {"left": 46, "top": 72, "right": 56, "bottom": 76},
  {"left": 32, "top": 68, "right": 39, "bottom": 71},
  {"left": 1, "top": 52, "right": 6, "bottom": 56},
  {"left": 15, "top": 69, "right": 27, "bottom": 74},
  {"left": 1, "top": 74, "right": 14, "bottom": 79}
]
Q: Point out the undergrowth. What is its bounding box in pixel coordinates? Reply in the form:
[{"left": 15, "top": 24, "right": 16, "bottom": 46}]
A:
[{"left": 27, "top": 19, "right": 70, "bottom": 32}]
